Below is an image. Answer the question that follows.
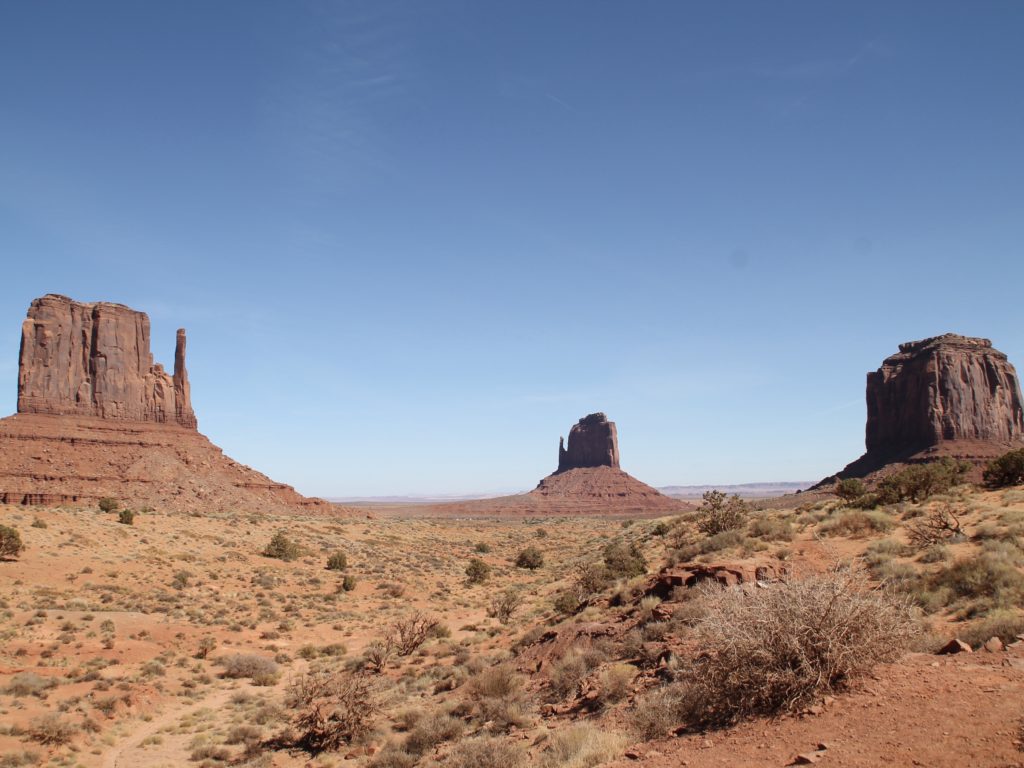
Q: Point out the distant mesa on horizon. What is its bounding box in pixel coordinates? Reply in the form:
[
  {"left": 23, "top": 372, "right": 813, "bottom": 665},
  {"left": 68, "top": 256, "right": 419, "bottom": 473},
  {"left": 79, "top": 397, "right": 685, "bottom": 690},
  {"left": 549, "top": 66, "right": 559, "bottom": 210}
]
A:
[
  {"left": 825, "top": 333, "right": 1024, "bottom": 482},
  {"left": 0, "top": 294, "right": 334, "bottom": 513}
]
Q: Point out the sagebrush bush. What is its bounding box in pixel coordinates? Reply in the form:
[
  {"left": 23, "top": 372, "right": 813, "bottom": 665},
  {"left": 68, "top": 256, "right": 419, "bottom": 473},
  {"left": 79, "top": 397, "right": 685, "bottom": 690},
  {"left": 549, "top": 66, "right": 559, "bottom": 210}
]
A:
[
  {"left": 835, "top": 477, "right": 868, "bottom": 502},
  {"left": 0, "top": 525, "right": 25, "bottom": 559},
  {"left": 404, "top": 712, "right": 463, "bottom": 756},
  {"left": 444, "top": 735, "right": 527, "bottom": 768},
  {"left": 326, "top": 552, "right": 348, "bottom": 571},
  {"left": 286, "top": 669, "right": 378, "bottom": 753},
  {"left": 98, "top": 497, "right": 119, "bottom": 513},
  {"left": 263, "top": 530, "right": 300, "bottom": 561},
  {"left": 218, "top": 654, "right": 280, "bottom": 686},
  {"left": 672, "top": 569, "right": 917, "bottom": 727},
  {"left": 929, "top": 553, "right": 1024, "bottom": 607},
  {"left": 876, "top": 458, "right": 969, "bottom": 503},
  {"left": 515, "top": 546, "right": 544, "bottom": 569},
  {"left": 603, "top": 540, "right": 647, "bottom": 578},
  {"left": 540, "top": 723, "right": 626, "bottom": 768},
  {"left": 465, "top": 558, "right": 491, "bottom": 584},
  {"left": 696, "top": 490, "right": 750, "bottom": 535},
  {"left": 959, "top": 609, "right": 1024, "bottom": 648},
  {"left": 984, "top": 448, "right": 1024, "bottom": 488},
  {"left": 28, "top": 714, "right": 77, "bottom": 745},
  {"left": 819, "top": 509, "right": 894, "bottom": 538},
  {"left": 117, "top": 508, "right": 135, "bottom": 525}
]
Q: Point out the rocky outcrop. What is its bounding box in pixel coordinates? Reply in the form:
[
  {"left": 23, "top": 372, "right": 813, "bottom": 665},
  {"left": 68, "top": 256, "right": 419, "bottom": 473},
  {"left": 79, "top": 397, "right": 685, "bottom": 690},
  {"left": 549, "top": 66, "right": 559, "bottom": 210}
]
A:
[
  {"left": 17, "top": 294, "right": 197, "bottom": 428},
  {"left": 827, "top": 334, "right": 1024, "bottom": 481},
  {"left": 866, "top": 334, "right": 1023, "bottom": 457},
  {"left": 557, "top": 412, "right": 620, "bottom": 472}
]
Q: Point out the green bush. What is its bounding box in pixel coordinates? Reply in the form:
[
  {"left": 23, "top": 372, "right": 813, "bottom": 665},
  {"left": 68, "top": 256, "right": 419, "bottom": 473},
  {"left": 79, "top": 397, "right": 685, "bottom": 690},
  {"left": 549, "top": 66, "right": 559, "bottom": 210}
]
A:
[
  {"left": 603, "top": 540, "right": 647, "bottom": 578},
  {"left": 696, "top": 490, "right": 750, "bottom": 535},
  {"left": 341, "top": 574, "right": 358, "bottom": 592},
  {"left": 984, "top": 448, "right": 1024, "bottom": 488},
  {"left": 466, "top": 558, "right": 491, "bottom": 584},
  {"left": 876, "top": 458, "right": 970, "bottom": 504},
  {"left": 0, "top": 525, "right": 25, "bottom": 559},
  {"left": 263, "top": 531, "right": 301, "bottom": 561},
  {"left": 514, "top": 546, "right": 544, "bottom": 570},
  {"left": 117, "top": 508, "right": 135, "bottom": 525},
  {"left": 835, "top": 478, "right": 867, "bottom": 502},
  {"left": 98, "top": 497, "right": 119, "bottom": 513},
  {"left": 326, "top": 552, "right": 348, "bottom": 571}
]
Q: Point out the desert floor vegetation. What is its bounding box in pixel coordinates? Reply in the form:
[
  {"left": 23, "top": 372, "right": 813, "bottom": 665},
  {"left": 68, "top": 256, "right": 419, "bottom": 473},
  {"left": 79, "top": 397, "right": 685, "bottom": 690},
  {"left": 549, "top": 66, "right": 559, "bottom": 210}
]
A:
[{"left": 1, "top": 476, "right": 1024, "bottom": 766}]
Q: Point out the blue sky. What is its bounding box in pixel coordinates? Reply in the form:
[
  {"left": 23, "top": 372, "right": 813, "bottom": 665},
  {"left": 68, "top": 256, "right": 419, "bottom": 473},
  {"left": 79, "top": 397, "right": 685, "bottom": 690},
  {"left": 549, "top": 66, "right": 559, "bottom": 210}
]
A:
[{"left": 1, "top": 2, "right": 1022, "bottom": 496}]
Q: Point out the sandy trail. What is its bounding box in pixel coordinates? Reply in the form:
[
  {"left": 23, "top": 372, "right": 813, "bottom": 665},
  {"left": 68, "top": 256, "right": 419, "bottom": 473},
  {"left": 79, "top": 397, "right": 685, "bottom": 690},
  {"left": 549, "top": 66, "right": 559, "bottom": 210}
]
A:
[{"left": 100, "top": 686, "right": 238, "bottom": 768}]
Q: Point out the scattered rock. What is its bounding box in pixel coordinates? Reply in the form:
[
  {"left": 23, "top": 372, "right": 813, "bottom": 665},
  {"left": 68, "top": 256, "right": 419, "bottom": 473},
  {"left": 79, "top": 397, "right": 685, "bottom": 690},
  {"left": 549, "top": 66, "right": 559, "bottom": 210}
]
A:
[
  {"left": 984, "top": 637, "right": 1004, "bottom": 653},
  {"left": 938, "top": 639, "right": 973, "bottom": 655}
]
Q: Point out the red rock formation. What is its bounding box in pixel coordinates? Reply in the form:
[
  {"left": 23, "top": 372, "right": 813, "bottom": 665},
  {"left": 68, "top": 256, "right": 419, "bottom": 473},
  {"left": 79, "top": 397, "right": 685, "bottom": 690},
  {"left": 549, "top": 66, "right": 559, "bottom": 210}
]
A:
[
  {"left": 17, "top": 294, "right": 197, "bottom": 428},
  {"left": 830, "top": 334, "right": 1024, "bottom": 480},
  {"left": 557, "top": 412, "right": 620, "bottom": 472},
  {"left": 2, "top": 294, "right": 340, "bottom": 514}
]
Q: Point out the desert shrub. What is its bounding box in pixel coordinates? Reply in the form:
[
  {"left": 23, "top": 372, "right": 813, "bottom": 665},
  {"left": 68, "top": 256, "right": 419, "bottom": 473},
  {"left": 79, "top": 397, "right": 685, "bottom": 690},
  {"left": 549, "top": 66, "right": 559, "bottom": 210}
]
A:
[
  {"left": 195, "top": 636, "right": 217, "bottom": 659},
  {"left": 98, "top": 497, "right": 119, "bottom": 513},
  {"left": 651, "top": 521, "right": 671, "bottom": 537},
  {"left": 598, "top": 663, "right": 635, "bottom": 705},
  {"left": 465, "top": 665, "right": 529, "bottom": 731},
  {"left": 0, "top": 751, "right": 42, "bottom": 767},
  {"left": 286, "top": 669, "right": 378, "bottom": 753},
  {"left": 474, "top": 542, "right": 491, "bottom": 553},
  {"left": 363, "top": 638, "right": 395, "bottom": 672},
  {"left": 30, "top": 517, "right": 47, "bottom": 529},
  {"left": 835, "top": 478, "right": 868, "bottom": 502},
  {"left": 629, "top": 684, "right": 686, "bottom": 740},
  {"left": 819, "top": 509, "right": 894, "bottom": 538},
  {"left": 748, "top": 517, "right": 793, "bottom": 541},
  {"left": 919, "top": 544, "right": 951, "bottom": 563},
  {"left": 263, "top": 531, "right": 300, "bottom": 561},
  {"left": 553, "top": 591, "right": 582, "bottom": 615},
  {"left": 549, "top": 648, "right": 606, "bottom": 701},
  {"left": 906, "top": 504, "right": 965, "bottom": 549},
  {"left": 369, "top": 747, "right": 418, "bottom": 768},
  {"left": 219, "top": 654, "right": 280, "bottom": 686},
  {"left": 404, "top": 712, "right": 464, "bottom": 756},
  {"left": 930, "top": 553, "right": 1024, "bottom": 607},
  {"left": 540, "top": 723, "right": 626, "bottom": 768},
  {"left": 487, "top": 589, "right": 523, "bottom": 625},
  {"left": 876, "top": 458, "right": 970, "bottom": 504},
  {"left": 572, "top": 561, "right": 612, "bottom": 599},
  {"left": 673, "top": 569, "right": 917, "bottom": 727},
  {"left": 603, "top": 540, "right": 647, "bottom": 578},
  {"left": 696, "top": 490, "right": 750, "bottom": 535},
  {"left": 959, "top": 609, "right": 1024, "bottom": 648},
  {"left": 117, "top": 508, "right": 135, "bottom": 525},
  {"left": 5, "top": 672, "right": 56, "bottom": 697},
  {"left": 465, "top": 558, "right": 491, "bottom": 584},
  {"left": 391, "top": 611, "right": 440, "bottom": 655},
  {"left": 326, "top": 552, "right": 348, "bottom": 571},
  {"left": 0, "top": 525, "right": 25, "bottom": 559},
  {"left": 515, "top": 546, "right": 544, "bottom": 570},
  {"left": 444, "top": 735, "right": 527, "bottom": 768},
  {"left": 341, "top": 574, "right": 357, "bottom": 592},
  {"left": 984, "top": 448, "right": 1024, "bottom": 488},
  {"left": 171, "top": 569, "right": 191, "bottom": 589},
  {"left": 27, "top": 714, "right": 77, "bottom": 745}
]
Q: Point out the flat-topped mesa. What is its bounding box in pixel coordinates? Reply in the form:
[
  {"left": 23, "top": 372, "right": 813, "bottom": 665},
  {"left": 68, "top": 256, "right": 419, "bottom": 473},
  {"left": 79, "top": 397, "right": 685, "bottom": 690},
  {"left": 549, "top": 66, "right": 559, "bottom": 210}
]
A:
[
  {"left": 865, "top": 333, "right": 1024, "bottom": 459},
  {"left": 557, "top": 412, "right": 620, "bottom": 472},
  {"left": 17, "top": 294, "right": 198, "bottom": 428}
]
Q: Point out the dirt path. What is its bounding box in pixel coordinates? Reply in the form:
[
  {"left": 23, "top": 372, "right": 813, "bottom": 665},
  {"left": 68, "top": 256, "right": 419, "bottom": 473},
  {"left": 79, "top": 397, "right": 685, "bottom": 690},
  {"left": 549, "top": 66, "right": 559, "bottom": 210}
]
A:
[
  {"left": 100, "top": 685, "right": 238, "bottom": 768},
  {"left": 608, "top": 650, "right": 1024, "bottom": 768}
]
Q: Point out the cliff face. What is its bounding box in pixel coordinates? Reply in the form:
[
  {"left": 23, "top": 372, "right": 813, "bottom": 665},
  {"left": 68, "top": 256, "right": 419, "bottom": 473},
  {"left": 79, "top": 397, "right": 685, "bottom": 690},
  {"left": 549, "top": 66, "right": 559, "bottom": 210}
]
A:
[
  {"left": 17, "top": 294, "right": 197, "bottom": 428},
  {"left": 557, "top": 412, "right": 620, "bottom": 472},
  {"left": 865, "top": 334, "right": 1024, "bottom": 458}
]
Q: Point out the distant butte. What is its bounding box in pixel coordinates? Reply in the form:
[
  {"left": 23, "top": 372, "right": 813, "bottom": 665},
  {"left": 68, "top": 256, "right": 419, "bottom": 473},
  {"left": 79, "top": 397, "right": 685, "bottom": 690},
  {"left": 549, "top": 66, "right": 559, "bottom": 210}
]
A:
[
  {"left": 557, "top": 412, "right": 620, "bottom": 472},
  {"left": 0, "top": 294, "right": 338, "bottom": 513},
  {"left": 827, "top": 333, "right": 1024, "bottom": 481}
]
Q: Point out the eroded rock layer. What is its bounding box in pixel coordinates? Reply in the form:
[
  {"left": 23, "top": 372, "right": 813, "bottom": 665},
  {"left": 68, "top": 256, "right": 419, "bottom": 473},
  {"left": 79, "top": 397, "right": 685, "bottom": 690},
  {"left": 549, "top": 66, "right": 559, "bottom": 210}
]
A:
[
  {"left": 18, "top": 294, "right": 197, "bottom": 428},
  {"left": 0, "top": 413, "right": 335, "bottom": 513}
]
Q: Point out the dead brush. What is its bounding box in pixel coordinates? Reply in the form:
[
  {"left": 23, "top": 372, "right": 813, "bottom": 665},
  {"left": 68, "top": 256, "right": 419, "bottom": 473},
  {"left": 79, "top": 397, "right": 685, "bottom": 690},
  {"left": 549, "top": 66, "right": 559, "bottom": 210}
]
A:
[
  {"left": 670, "top": 567, "right": 918, "bottom": 727},
  {"left": 285, "top": 669, "right": 378, "bottom": 753},
  {"left": 906, "top": 503, "right": 964, "bottom": 549}
]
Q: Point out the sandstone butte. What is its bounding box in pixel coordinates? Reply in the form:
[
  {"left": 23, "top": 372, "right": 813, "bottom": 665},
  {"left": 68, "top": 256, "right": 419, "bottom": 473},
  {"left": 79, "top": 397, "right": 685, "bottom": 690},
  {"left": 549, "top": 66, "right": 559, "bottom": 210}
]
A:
[
  {"left": 827, "top": 333, "right": 1024, "bottom": 481},
  {"left": 399, "top": 412, "right": 688, "bottom": 517},
  {"left": 0, "top": 294, "right": 336, "bottom": 513}
]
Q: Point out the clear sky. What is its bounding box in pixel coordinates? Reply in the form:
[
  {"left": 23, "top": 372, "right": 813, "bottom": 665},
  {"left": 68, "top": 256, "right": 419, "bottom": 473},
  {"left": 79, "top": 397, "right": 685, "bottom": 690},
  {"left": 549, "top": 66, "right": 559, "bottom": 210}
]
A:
[{"left": 1, "top": 2, "right": 1022, "bottom": 497}]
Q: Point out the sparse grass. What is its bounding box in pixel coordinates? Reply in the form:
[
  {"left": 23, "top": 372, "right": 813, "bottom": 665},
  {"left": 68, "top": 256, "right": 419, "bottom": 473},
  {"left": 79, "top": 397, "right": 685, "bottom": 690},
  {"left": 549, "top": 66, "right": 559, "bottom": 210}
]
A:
[
  {"left": 540, "top": 723, "right": 626, "bottom": 768},
  {"left": 819, "top": 509, "right": 895, "bottom": 537}
]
